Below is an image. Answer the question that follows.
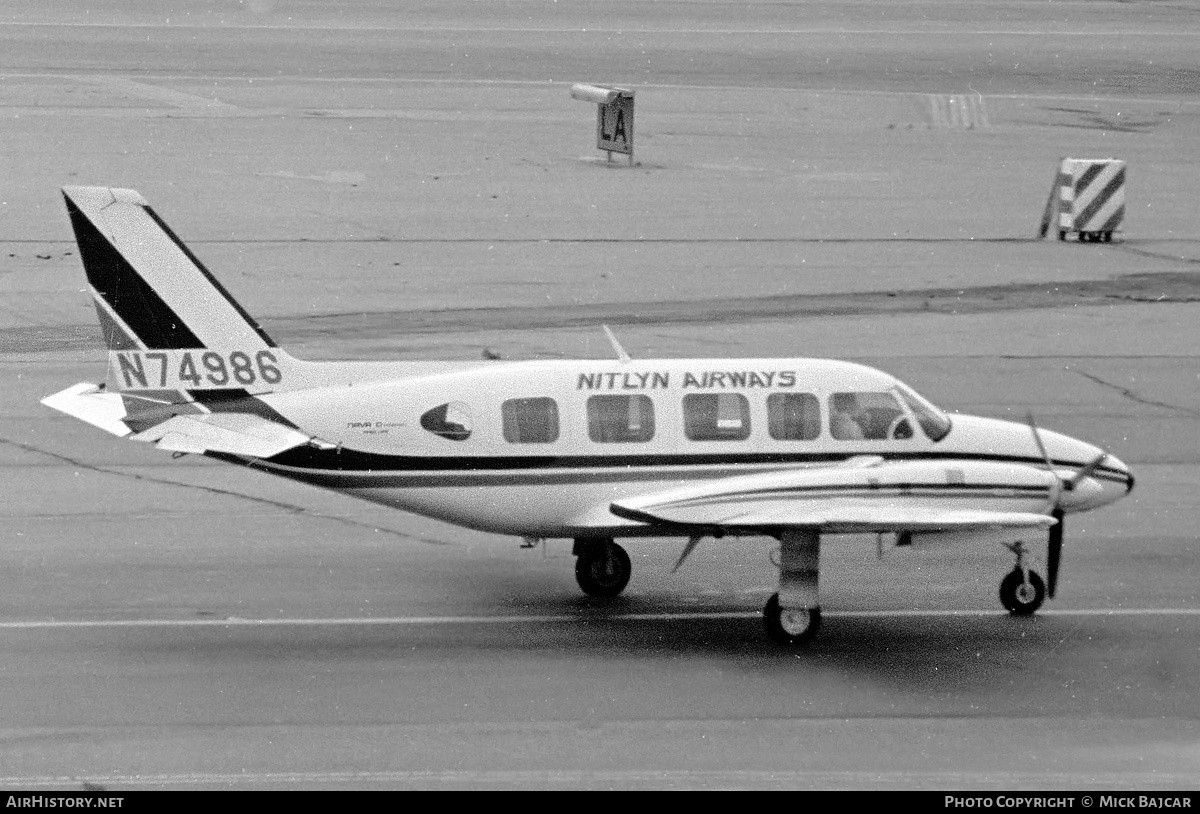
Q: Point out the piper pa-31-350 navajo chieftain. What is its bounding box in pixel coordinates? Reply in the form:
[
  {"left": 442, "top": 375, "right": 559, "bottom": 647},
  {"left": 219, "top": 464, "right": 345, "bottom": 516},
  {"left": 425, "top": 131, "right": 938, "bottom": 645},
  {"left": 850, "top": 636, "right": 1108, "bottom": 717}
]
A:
[{"left": 43, "top": 186, "right": 1135, "bottom": 645}]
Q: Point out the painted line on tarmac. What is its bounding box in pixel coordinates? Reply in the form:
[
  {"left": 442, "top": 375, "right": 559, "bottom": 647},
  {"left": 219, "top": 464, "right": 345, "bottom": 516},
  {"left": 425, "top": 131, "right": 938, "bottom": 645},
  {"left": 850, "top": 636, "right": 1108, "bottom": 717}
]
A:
[
  {"left": 0, "top": 607, "right": 1198, "bottom": 630},
  {"left": 0, "top": 21, "right": 1194, "bottom": 36},
  {"left": 9, "top": 71, "right": 1200, "bottom": 110}
]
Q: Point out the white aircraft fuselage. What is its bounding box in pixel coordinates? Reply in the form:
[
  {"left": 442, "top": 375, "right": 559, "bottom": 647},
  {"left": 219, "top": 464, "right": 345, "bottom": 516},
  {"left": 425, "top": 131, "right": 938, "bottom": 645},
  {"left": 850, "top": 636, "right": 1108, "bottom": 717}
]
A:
[{"left": 231, "top": 356, "right": 1131, "bottom": 538}]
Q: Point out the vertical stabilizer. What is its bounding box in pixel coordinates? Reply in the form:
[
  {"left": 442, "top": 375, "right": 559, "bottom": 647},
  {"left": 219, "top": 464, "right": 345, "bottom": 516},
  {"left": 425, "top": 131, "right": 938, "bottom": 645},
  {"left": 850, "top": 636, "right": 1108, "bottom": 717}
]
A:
[
  {"left": 62, "top": 186, "right": 292, "bottom": 395},
  {"left": 63, "top": 186, "right": 275, "bottom": 351}
]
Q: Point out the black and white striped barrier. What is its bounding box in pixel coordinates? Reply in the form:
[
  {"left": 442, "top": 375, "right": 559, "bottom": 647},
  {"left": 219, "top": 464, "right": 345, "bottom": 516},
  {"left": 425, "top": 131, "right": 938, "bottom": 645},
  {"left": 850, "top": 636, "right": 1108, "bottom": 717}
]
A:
[{"left": 1038, "top": 158, "right": 1126, "bottom": 242}]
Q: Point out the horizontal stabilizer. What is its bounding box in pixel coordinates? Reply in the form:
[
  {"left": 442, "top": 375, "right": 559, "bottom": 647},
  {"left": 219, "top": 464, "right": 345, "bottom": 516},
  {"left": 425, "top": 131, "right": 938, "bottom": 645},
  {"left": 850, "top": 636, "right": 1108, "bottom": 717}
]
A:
[
  {"left": 131, "top": 412, "right": 312, "bottom": 458},
  {"left": 41, "top": 383, "right": 130, "bottom": 437}
]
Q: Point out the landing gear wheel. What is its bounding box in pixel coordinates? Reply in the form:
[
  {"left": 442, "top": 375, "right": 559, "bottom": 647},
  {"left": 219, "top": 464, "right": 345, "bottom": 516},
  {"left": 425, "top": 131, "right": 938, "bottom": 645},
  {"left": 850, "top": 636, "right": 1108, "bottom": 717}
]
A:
[
  {"left": 999, "top": 569, "right": 1046, "bottom": 616},
  {"left": 574, "top": 540, "right": 631, "bottom": 598},
  {"left": 763, "top": 593, "right": 821, "bottom": 645}
]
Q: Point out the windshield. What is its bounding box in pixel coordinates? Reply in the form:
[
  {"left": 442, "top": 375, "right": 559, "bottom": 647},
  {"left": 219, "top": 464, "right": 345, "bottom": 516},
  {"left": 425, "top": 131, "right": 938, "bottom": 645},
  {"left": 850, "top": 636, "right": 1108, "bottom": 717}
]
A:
[{"left": 894, "top": 385, "right": 952, "bottom": 442}]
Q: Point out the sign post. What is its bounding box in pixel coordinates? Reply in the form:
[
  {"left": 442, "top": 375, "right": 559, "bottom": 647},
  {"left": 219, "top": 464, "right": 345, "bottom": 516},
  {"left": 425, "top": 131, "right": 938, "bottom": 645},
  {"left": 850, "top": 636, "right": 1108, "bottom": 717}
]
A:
[{"left": 570, "top": 84, "right": 635, "bottom": 166}]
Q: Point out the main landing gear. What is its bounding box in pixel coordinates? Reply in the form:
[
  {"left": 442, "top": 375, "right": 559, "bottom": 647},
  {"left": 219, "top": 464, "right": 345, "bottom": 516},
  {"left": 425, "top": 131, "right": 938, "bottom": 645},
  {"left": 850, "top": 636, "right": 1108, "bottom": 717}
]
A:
[
  {"left": 569, "top": 531, "right": 1048, "bottom": 643},
  {"left": 573, "top": 537, "right": 632, "bottom": 598},
  {"left": 762, "top": 529, "right": 822, "bottom": 646},
  {"left": 572, "top": 532, "right": 824, "bottom": 646}
]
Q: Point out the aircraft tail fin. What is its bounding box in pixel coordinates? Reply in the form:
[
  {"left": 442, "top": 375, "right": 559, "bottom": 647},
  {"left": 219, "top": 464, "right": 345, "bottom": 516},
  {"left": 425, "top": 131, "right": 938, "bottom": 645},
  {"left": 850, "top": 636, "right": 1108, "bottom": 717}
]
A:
[{"left": 62, "top": 186, "right": 296, "bottom": 394}]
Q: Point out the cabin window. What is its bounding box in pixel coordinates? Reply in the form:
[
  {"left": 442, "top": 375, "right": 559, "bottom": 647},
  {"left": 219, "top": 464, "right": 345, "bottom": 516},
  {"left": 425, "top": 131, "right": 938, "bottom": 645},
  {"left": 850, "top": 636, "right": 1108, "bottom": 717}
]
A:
[
  {"left": 587, "top": 395, "right": 655, "bottom": 443},
  {"left": 767, "top": 393, "right": 821, "bottom": 441},
  {"left": 420, "top": 402, "right": 473, "bottom": 441},
  {"left": 829, "top": 391, "right": 908, "bottom": 440},
  {"left": 502, "top": 397, "right": 559, "bottom": 443},
  {"left": 683, "top": 393, "right": 750, "bottom": 441}
]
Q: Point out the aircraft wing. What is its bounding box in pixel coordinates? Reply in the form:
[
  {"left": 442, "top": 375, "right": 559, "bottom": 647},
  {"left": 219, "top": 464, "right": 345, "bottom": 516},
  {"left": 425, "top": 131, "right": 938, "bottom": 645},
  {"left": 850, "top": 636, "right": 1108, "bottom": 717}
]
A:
[
  {"left": 609, "top": 459, "right": 1058, "bottom": 534},
  {"left": 131, "top": 412, "right": 313, "bottom": 458}
]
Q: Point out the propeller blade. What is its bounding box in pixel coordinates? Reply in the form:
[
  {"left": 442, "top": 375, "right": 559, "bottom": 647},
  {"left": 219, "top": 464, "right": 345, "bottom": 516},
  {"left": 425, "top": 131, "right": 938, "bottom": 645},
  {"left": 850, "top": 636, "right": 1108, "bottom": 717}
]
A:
[
  {"left": 1067, "top": 452, "right": 1108, "bottom": 491},
  {"left": 1047, "top": 509, "right": 1064, "bottom": 598},
  {"left": 1027, "top": 412, "right": 1062, "bottom": 512},
  {"left": 1025, "top": 411, "right": 1053, "bottom": 468},
  {"left": 1025, "top": 414, "right": 1093, "bottom": 600}
]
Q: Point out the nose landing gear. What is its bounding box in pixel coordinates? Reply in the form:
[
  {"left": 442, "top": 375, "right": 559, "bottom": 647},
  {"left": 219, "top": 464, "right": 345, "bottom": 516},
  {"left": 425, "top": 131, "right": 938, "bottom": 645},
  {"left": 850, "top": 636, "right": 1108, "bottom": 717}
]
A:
[{"left": 1000, "top": 541, "right": 1047, "bottom": 616}]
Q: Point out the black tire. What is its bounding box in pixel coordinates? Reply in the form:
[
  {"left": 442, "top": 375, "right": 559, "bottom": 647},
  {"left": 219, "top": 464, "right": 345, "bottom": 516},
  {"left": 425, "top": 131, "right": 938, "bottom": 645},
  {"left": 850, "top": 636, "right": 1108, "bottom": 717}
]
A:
[
  {"left": 575, "top": 541, "right": 631, "bottom": 598},
  {"left": 1058, "top": 230, "right": 1067, "bottom": 241},
  {"left": 999, "top": 569, "right": 1046, "bottom": 616},
  {"left": 763, "top": 593, "right": 821, "bottom": 645}
]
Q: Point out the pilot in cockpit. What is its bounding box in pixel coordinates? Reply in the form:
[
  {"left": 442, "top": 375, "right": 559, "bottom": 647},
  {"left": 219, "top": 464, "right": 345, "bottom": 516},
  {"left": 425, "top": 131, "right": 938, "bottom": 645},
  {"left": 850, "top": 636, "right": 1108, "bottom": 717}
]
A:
[{"left": 830, "top": 392, "right": 867, "bottom": 440}]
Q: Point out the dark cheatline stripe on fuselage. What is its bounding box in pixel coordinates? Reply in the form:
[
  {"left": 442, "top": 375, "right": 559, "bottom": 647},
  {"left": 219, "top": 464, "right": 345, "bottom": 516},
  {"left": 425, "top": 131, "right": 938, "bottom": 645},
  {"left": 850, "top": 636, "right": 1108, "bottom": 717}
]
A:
[
  {"left": 234, "top": 447, "right": 1130, "bottom": 491},
  {"left": 214, "top": 453, "right": 788, "bottom": 488},
  {"left": 262, "top": 445, "right": 1121, "bottom": 477},
  {"left": 64, "top": 195, "right": 204, "bottom": 351},
  {"left": 263, "top": 445, "right": 861, "bottom": 473},
  {"left": 189, "top": 389, "right": 300, "bottom": 429},
  {"left": 142, "top": 206, "right": 277, "bottom": 349}
]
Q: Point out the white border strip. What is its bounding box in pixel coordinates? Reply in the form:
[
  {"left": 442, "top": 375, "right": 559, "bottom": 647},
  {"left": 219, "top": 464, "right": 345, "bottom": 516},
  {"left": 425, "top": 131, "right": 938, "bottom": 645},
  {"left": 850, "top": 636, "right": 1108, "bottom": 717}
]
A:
[
  {"left": 0, "top": 607, "right": 1197, "bottom": 630},
  {"left": 0, "top": 768, "right": 1183, "bottom": 789}
]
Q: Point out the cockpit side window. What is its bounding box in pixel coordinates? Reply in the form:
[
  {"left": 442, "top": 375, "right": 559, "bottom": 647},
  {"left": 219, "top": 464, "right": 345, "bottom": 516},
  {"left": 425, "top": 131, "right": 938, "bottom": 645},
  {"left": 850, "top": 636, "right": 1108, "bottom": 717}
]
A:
[
  {"left": 420, "top": 402, "right": 472, "bottom": 441},
  {"left": 895, "top": 386, "right": 952, "bottom": 442},
  {"left": 829, "top": 391, "right": 909, "bottom": 440}
]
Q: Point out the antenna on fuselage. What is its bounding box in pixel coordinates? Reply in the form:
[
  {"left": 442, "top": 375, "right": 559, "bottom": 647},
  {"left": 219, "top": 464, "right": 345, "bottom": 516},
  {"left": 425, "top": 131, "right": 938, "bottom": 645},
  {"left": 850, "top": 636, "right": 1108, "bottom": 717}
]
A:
[{"left": 602, "top": 324, "right": 632, "bottom": 363}]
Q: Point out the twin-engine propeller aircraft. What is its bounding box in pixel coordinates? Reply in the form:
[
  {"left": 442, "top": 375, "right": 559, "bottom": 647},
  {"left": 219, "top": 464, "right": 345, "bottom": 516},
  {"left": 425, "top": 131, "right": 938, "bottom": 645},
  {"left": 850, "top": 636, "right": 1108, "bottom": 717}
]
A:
[{"left": 43, "top": 186, "right": 1135, "bottom": 645}]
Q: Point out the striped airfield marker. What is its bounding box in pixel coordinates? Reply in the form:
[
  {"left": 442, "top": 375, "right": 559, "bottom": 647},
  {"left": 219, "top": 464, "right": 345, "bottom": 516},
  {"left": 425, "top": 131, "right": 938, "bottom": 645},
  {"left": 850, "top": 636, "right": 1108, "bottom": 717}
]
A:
[{"left": 1038, "top": 157, "right": 1126, "bottom": 242}]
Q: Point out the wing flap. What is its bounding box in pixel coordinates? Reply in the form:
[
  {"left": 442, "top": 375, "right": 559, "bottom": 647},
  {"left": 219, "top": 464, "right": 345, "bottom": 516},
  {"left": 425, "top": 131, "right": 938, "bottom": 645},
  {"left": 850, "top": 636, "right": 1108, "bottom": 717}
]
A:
[{"left": 132, "top": 412, "right": 311, "bottom": 458}]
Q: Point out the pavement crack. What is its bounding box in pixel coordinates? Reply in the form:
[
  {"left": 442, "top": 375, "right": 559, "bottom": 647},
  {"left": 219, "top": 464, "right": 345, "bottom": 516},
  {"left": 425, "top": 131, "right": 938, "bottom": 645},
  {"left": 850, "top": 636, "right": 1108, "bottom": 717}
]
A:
[
  {"left": 1067, "top": 369, "right": 1200, "bottom": 418},
  {"left": 0, "top": 436, "right": 451, "bottom": 546}
]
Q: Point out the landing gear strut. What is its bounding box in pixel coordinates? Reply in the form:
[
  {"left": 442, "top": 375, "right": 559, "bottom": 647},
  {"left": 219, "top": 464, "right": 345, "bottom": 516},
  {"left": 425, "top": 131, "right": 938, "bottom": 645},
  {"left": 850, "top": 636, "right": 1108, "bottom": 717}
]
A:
[
  {"left": 763, "top": 528, "right": 822, "bottom": 645},
  {"left": 1000, "top": 541, "right": 1046, "bottom": 616},
  {"left": 573, "top": 537, "right": 631, "bottom": 598}
]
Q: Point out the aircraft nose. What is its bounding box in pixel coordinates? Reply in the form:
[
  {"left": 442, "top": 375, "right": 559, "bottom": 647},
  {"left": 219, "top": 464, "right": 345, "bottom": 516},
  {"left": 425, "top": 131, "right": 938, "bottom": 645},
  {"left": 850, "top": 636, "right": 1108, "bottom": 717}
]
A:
[
  {"left": 1061, "top": 449, "right": 1133, "bottom": 511},
  {"left": 1105, "top": 452, "right": 1135, "bottom": 495}
]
